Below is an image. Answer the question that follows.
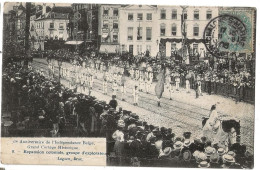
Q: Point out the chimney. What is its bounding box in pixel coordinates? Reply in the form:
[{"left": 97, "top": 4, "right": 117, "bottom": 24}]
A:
[{"left": 42, "top": 3, "right": 46, "bottom": 17}]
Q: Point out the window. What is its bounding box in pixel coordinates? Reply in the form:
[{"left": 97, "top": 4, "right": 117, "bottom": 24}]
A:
[
  {"left": 193, "top": 25, "right": 199, "bottom": 36},
  {"left": 137, "top": 27, "right": 143, "bottom": 40},
  {"left": 161, "top": 9, "right": 166, "bottom": 19},
  {"left": 113, "top": 21, "right": 118, "bottom": 29},
  {"left": 113, "top": 34, "right": 118, "bottom": 42},
  {"left": 207, "top": 10, "right": 212, "bottom": 20},
  {"left": 160, "top": 24, "right": 166, "bottom": 36},
  {"left": 194, "top": 10, "right": 199, "bottom": 20},
  {"left": 113, "top": 8, "right": 118, "bottom": 16},
  {"left": 183, "top": 11, "right": 187, "bottom": 19},
  {"left": 147, "top": 13, "right": 152, "bottom": 20},
  {"left": 50, "top": 23, "right": 54, "bottom": 29},
  {"left": 146, "top": 27, "right": 152, "bottom": 41},
  {"left": 127, "top": 27, "right": 133, "bottom": 40},
  {"left": 172, "top": 24, "right": 177, "bottom": 36},
  {"left": 137, "top": 13, "right": 143, "bottom": 20},
  {"left": 128, "top": 13, "right": 133, "bottom": 20},
  {"left": 137, "top": 45, "right": 142, "bottom": 54},
  {"left": 129, "top": 45, "right": 133, "bottom": 54},
  {"left": 103, "top": 20, "right": 109, "bottom": 28},
  {"left": 59, "top": 23, "right": 64, "bottom": 29},
  {"left": 103, "top": 8, "right": 109, "bottom": 16},
  {"left": 172, "top": 9, "right": 177, "bottom": 19}
]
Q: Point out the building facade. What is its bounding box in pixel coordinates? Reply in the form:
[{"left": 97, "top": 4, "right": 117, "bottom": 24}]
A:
[
  {"left": 98, "top": 4, "right": 121, "bottom": 53},
  {"left": 156, "top": 6, "right": 218, "bottom": 60},
  {"left": 29, "top": 4, "right": 72, "bottom": 50},
  {"left": 119, "top": 5, "right": 158, "bottom": 57}
]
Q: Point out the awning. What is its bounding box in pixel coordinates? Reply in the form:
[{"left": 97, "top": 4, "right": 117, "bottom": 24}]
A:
[
  {"left": 99, "top": 44, "right": 119, "bottom": 53},
  {"left": 65, "top": 41, "right": 83, "bottom": 45}
]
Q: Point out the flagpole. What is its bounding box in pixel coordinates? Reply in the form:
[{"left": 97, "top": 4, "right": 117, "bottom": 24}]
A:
[{"left": 181, "top": 6, "right": 188, "bottom": 64}]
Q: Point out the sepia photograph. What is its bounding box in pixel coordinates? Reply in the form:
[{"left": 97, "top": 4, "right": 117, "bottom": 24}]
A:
[{"left": 1, "top": 1, "right": 256, "bottom": 168}]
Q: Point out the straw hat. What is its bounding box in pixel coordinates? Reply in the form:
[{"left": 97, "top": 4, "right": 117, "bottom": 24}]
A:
[
  {"left": 227, "top": 151, "right": 236, "bottom": 157},
  {"left": 198, "top": 161, "right": 210, "bottom": 168},
  {"left": 223, "top": 154, "right": 235, "bottom": 163},
  {"left": 161, "top": 147, "right": 172, "bottom": 157},
  {"left": 183, "top": 139, "right": 192, "bottom": 147},
  {"left": 174, "top": 141, "right": 184, "bottom": 150},
  {"left": 217, "top": 148, "right": 226, "bottom": 156},
  {"left": 205, "top": 146, "right": 216, "bottom": 157}
]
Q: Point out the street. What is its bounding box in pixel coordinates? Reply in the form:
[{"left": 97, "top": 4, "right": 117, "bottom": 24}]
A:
[{"left": 32, "top": 58, "right": 254, "bottom": 153}]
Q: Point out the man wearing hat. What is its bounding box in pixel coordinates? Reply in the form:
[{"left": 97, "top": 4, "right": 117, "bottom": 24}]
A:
[
  {"left": 198, "top": 160, "right": 210, "bottom": 168},
  {"left": 221, "top": 154, "right": 237, "bottom": 168},
  {"left": 129, "top": 131, "right": 144, "bottom": 158}
]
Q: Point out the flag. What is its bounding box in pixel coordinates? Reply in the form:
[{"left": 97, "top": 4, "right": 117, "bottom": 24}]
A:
[
  {"left": 155, "top": 69, "right": 165, "bottom": 99},
  {"left": 137, "top": 27, "right": 141, "bottom": 40}
]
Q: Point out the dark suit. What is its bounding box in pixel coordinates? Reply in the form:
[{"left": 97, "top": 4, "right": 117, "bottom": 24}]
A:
[{"left": 130, "top": 139, "right": 143, "bottom": 157}]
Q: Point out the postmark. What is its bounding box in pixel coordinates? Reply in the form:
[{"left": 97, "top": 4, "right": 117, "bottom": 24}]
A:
[{"left": 203, "top": 14, "right": 247, "bottom": 57}]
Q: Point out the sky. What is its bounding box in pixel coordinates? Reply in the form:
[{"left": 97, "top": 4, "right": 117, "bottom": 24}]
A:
[{"left": 3, "top": 2, "right": 72, "bottom": 14}]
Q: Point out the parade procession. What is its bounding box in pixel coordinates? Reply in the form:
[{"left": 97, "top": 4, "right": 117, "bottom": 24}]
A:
[{"left": 1, "top": 2, "right": 256, "bottom": 169}]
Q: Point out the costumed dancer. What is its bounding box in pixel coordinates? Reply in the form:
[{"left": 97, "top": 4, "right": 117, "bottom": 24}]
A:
[
  {"left": 147, "top": 70, "right": 153, "bottom": 94},
  {"left": 112, "top": 79, "right": 118, "bottom": 98},
  {"left": 175, "top": 74, "right": 180, "bottom": 91},
  {"left": 186, "top": 70, "right": 191, "bottom": 93},
  {"left": 120, "top": 73, "right": 126, "bottom": 101},
  {"left": 133, "top": 85, "right": 139, "bottom": 106},
  {"left": 169, "top": 72, "right": 175, "bottom": 100},
  {"left": 144, "top": 70, "right": 149, "bottom": 94},
  {"left": 165, "top": 73, "right": 171, "bottom": 99},
  {"left": 103, "top": 71, "right": 108, "bottom": 95}
]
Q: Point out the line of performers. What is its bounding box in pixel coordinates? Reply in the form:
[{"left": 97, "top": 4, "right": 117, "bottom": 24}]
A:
[{"left": 47, "top": 60, "right": 203, "bottom": 106}]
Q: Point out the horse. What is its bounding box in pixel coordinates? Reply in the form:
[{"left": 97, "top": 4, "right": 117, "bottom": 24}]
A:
[{"left": 202, "top": 117, "right": 241, "bottom": 147}]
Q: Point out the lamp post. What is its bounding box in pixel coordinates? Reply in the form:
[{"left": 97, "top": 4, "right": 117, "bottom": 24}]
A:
[{"left": 58, "top": 59, "right": 62, "bottom": 84}]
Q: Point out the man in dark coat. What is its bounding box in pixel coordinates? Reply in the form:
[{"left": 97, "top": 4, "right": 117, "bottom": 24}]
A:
[
  {"left": 129, "top": 131, "right": 143, "bottom": 158},
  {"left": 109, "top": 95, "right": 118, "bottom": 110}
]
